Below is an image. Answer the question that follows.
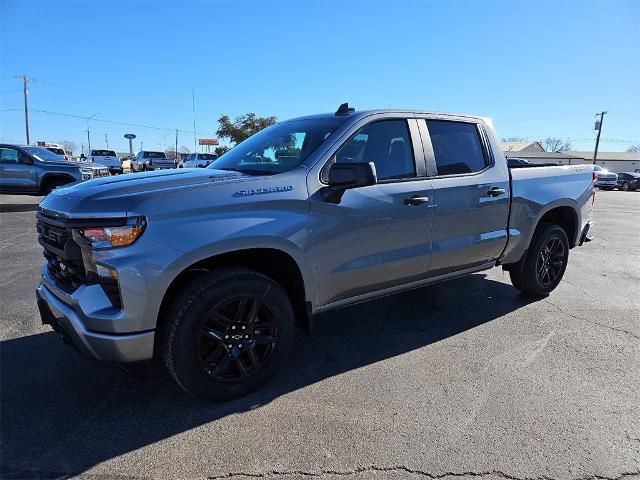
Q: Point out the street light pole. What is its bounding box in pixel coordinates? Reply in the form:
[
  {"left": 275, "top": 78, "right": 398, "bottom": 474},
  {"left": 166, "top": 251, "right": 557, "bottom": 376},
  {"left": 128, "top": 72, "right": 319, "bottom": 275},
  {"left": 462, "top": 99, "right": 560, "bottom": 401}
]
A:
[
  {"left": 85, "top": 113, "right": 99, "bottom": 154},
  {"left": 105, "top": 133, "right": 109, "bottom": 149}
]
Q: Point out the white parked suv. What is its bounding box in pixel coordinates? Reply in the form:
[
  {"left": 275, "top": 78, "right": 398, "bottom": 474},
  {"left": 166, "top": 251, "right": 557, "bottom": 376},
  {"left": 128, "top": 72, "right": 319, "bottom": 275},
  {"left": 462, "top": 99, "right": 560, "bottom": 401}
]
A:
[{"left": 89, "top": 149, "right": 122, "bottom": 175}]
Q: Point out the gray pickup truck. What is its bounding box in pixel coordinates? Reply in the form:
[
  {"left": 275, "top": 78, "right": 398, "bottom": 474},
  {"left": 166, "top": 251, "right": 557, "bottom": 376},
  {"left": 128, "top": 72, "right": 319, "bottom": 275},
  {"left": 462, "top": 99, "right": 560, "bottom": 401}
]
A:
[
  {"left": 35, "top": 106, "right": 595, "bottom": 400},
  {"left": 0, "top": 144, "right": 110, "bottom": 195}
]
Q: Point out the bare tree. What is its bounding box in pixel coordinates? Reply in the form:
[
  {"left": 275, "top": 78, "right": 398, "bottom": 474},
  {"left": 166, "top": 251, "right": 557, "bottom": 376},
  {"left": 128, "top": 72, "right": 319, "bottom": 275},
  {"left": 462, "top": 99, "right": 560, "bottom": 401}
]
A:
[
  {"left": 626, "top": 144, "right": 640, "bottom": 153},
  {"left": 540, "top": 137, "right": 572, "bottom": 152},
  {"left": 178, "top": 145, "right": 190, "bottom": 154},
  {"left": 165, "top": 146, "right": 177, "bottom": 159},
  {"left": 57, "top": 140, "right": 77, "bottom": 155}
]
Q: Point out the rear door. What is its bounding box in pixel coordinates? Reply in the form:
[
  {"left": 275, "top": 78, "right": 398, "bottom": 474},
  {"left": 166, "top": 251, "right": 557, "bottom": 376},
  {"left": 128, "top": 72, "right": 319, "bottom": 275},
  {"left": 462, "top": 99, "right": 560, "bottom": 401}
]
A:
[
  {"left": 418, "top": 118, "right": 510, "bottom": 275},
  {"left": 0, "top": 147, "right": 36, "bottom": 192},
  {"left": 310, "top": 117, "right": 434, "bottom": 305}
]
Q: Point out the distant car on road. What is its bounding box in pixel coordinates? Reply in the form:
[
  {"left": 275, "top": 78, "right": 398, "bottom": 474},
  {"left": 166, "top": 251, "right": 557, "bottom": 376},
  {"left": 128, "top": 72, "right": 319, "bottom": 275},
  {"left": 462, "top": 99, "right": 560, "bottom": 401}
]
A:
[
  {"left": 593, "top": 165, "right": 617, "bottom": 190},
  {"left": 131, "top": 151, "right": 175, "bottom": 172},
  {"left": 615, "top": 172, "right": 640, "bottom": 191},
  {"left": 0, "top": 144, "right": 109, "bottom": 195},
  {"left": 178, "top": 153, "right": 218, "bottom": 168},
  {"left": 89, "top": 149, "right": 122, "bottom": 175}
]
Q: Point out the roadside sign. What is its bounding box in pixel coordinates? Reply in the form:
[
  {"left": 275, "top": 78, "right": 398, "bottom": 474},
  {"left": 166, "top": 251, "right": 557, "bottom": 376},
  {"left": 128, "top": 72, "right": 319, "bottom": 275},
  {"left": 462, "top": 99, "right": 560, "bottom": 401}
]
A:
[
  {"left": 124, "top": 133, "right": 136, "bottom": 140},
  {"left": 199, "top": 138, "right": 219, "bottom": 145}
]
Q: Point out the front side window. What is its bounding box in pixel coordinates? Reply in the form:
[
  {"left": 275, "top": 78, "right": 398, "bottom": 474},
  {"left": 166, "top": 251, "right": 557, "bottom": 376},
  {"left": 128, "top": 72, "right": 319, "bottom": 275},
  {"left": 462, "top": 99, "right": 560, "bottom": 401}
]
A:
[
  {"left": 426, "top": 120, "right": 488, "bottom": 175},
  {"left": 0, "top": 148, "right": 19, "bottom": 162},
  {"left": 208, "top": 117, "right": 344, "bottom": 175},
  {"left": 335, "top": 119, "right": 415, "bottom": 181}
]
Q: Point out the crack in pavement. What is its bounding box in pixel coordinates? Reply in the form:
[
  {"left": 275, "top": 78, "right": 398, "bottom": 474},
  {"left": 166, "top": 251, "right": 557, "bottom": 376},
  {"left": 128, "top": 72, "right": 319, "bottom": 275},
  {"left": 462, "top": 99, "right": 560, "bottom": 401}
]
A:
[
  {"left": 544, "top": 300, "right": 640, "bottom": 341},
  {"left": 206, "top": 466, "right": 640, "bottom": 480}
]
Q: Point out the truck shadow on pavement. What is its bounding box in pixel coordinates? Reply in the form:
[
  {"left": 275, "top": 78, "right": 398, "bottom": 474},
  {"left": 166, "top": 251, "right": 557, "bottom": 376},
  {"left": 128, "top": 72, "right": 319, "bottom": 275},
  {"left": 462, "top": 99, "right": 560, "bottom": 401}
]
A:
[{"left": 1, "top": 274, "right": 534, "bottom": 479}]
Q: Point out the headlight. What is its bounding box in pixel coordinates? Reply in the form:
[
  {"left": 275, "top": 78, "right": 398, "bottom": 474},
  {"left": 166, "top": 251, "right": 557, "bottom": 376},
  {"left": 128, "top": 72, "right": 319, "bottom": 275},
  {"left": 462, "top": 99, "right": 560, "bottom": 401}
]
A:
[
  {"left": 80, "top": 168, "right": 94, "bottom": 180},
  {"left": 76, "top": 217, "right": 146, "bottom": 249}
]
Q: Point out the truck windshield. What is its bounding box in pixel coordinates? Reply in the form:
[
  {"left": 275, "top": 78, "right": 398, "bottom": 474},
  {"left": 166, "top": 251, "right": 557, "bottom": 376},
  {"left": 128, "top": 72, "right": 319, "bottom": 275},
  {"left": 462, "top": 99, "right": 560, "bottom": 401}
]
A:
[
  {"left": 208, "top": 118, "right": 345, "bottom": 175},
  {"left": 22, "top": 146, "right": 64, "bottom": 162}
]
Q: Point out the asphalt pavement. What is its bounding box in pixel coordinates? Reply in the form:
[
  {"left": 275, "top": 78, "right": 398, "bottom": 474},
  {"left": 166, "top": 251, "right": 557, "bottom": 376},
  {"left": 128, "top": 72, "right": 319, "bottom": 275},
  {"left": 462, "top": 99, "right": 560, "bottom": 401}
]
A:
[{"left": 1, "top": 191, "right": 639, "bottom": 480}]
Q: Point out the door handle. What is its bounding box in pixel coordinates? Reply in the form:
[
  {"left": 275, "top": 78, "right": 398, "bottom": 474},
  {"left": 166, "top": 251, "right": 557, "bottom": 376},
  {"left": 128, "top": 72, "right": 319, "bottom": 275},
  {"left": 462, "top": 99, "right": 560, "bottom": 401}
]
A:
[
  {"left": 486, "top": 187, "right": 505, "bottom": 197},
  {"left": 404, "top": 195, "right": 430, "bottom": 206}
]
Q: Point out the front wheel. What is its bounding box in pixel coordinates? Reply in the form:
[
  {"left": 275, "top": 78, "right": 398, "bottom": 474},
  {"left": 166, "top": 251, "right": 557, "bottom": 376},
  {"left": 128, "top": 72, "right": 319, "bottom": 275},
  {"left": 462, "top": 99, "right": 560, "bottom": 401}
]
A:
[
  {"left": 508, "top": 223, "right": 569, "bottom": 297},
  {"left": 161, "top": 268, "right": 295, "bottom": 400}
]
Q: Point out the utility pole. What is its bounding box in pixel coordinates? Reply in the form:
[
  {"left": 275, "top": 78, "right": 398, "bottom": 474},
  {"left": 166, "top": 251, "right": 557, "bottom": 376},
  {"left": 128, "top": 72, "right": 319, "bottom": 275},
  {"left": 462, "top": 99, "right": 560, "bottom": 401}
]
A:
[
  {"left": 192, "top": 87, "right": 197, "bottom": 153},
  {"left": 16, "top": 75, "right": 34, "bottom": 144},
  {"left": 592, "top": 111, "right": 607, "bottom": 165},
  {"left": 175, "top": 128, "right": 178, "bottom": 161},
  {"left": 105, "top": 133, "right": 109, "bottom": 149}
]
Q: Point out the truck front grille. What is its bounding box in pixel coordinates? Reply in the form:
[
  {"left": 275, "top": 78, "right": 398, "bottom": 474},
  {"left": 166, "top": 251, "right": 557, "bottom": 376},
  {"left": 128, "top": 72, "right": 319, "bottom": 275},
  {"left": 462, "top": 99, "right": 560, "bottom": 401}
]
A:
[{"left": 36, "top": 213, "right": 122, "bottom": 308}]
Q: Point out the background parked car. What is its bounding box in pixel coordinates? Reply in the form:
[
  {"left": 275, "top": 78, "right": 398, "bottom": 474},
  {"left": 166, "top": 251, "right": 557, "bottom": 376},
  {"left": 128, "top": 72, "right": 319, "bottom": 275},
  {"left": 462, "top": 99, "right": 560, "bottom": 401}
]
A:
[
  {"left": 178, "top": 153, "right": 218, "bottom": 168},
  {"left": 89, "top": 149, "right": 122, "bottom": 174},
  {"left": 44, "top": 146, "right": 70, "bottom": 161},
  {"left": 121, "top": 156, "right": 132, "bottom": 173},
  {"left": 593, "top": 165, "right": 617, "bottom": 190},
  {"left": 131, "top": 151, "right": 175, "bottom": 171},
  {"left": 616, "top": 172, "right": 640, "bottom": 191},
  {"left": 0, "top": 144, "right": 109, "bottom": 195}
]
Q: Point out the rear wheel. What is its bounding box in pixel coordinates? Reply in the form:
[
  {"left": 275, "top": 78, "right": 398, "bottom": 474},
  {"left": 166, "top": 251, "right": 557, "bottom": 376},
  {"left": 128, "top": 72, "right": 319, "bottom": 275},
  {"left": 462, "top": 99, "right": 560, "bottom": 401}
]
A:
[
  {"left": 508, "top": 223, "right": 569, "bottom": 297},
  {"left": 621, "top": 182, "right": 630, "bottom": 191},
  {"left": 161, "top": 268, "right": 295, "bottom": 400}
]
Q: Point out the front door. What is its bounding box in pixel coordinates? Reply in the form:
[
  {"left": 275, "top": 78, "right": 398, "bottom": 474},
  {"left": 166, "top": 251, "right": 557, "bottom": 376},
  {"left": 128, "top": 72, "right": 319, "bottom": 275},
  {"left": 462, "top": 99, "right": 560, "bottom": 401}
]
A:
[
  {"left": 310, "top": 118, "right": 433, "bottom": 306},
  {"left": 419, "top": 119, "right": 510, "bottom": 275},
  {"left": 0, "top": 147, "right": 36, "bottom": 192}
]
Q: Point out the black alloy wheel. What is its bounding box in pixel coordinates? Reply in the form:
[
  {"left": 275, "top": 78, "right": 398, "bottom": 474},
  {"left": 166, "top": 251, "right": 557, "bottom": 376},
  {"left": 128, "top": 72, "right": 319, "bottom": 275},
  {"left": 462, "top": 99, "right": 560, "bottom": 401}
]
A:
[
  {"left": 162, "top": 268, "right": 295, "bottom": 400},
  {"left": 536, "top": 235, "right": 566, "bottom": 287},
  {"left": 197, "top": 296, "right": 277, "bottom": 382}
]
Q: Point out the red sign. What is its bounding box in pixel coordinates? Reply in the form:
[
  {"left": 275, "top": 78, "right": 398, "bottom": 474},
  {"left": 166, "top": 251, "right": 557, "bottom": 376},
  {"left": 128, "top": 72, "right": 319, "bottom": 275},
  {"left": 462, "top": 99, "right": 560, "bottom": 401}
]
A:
[{"left": 198, "top": 138, "right": 219, "bottom": 145}]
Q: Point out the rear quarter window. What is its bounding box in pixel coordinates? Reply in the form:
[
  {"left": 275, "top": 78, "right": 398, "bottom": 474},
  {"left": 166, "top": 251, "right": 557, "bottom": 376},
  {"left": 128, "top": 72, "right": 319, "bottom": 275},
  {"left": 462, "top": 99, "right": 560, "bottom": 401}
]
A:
[{"left": 426, "top": 120, "right": 488, "bottom": 175}]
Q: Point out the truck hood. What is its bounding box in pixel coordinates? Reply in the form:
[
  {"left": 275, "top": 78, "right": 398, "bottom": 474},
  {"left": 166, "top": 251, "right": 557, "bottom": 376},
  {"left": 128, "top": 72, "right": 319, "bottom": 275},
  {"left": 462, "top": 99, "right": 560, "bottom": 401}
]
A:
[{"left": 40, "top": 168, "right": 252, "bottom": 217}]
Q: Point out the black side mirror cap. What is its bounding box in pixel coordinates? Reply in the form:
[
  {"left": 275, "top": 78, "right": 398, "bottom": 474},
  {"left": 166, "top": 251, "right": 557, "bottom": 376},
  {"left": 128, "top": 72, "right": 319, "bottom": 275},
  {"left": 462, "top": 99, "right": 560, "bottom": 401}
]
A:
[
  {"left": 327, "top": 162, "right": 377, "bottom": 189},
  {"left": 323, "top": 161, "right": 377, "bottom": 203}
]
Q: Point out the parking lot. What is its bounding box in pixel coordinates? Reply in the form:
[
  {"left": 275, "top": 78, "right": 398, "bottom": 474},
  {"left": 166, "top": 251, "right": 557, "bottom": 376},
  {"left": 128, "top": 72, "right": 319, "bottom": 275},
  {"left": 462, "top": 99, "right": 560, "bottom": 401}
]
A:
[{"left": 1, "top": 191, "right": 639, "bottom": 479}]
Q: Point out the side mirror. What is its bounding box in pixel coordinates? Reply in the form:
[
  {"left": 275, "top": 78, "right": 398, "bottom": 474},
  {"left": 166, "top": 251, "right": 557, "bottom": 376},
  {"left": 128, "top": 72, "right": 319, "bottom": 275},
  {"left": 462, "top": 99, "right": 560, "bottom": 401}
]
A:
[
  {"left": 327, "top": 161, "right": 377, "bottom": 189},
  {"left": 323, "top": 161, "right": 377, "bottom": 203},
  {"left": 18, "top": 153, "right": 33, "bottom": 164}
]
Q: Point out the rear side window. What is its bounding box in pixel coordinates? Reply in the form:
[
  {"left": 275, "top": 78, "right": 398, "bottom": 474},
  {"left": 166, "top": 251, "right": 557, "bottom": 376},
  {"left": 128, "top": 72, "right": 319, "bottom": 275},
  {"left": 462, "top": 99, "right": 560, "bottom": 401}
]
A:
[
  {"left": 426, "top": 120, "right": 488, "bottom": 175},
  {"left": 47, "top": 148, "right": 65, "bottom": 155},
  {"left": 335, "top": 119, "right": 415, "bottom": 181}
]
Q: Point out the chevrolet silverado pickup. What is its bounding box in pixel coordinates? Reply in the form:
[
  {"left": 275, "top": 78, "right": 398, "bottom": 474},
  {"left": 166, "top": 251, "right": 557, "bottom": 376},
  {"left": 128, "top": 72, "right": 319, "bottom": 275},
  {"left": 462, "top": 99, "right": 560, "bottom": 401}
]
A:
[
  {"left": 0, "top": 144, "right": 110, "bottom": 195},
  {"left": 35, "top": 105, "right": 595, "bottom": 400}
]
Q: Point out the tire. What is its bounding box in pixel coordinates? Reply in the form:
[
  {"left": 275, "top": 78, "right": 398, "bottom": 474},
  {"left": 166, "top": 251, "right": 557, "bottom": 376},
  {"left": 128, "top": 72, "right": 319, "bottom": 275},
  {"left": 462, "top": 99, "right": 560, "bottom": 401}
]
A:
[
  {"left": 42, "top": 178, "right": 71, "bottom": 195},
  {"left": 621, "top": 182, "right": 630, "bottom": 191},
  {"left": 508, "top": 223, "right": 569, "bottom": 297},
  {"left": 161, "top": 268, "right": 295, "bottom": 400}
]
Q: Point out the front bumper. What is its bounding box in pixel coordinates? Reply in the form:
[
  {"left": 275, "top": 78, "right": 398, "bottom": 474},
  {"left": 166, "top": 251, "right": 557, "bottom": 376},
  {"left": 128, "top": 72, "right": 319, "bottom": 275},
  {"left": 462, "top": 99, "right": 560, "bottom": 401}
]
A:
[{"left": 36, "top": 277, "right": 155, "bottom": 362}]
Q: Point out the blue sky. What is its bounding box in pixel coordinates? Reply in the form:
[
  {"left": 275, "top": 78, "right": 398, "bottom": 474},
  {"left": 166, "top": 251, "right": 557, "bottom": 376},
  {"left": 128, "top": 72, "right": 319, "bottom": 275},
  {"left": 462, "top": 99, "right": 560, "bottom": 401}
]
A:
[{"left": 1, "top": 0, "right": 638, "bottom": 154}]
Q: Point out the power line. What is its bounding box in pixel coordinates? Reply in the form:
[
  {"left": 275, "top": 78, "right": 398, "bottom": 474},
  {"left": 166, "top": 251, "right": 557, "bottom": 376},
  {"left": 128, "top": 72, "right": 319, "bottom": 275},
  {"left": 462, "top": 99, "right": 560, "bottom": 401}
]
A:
[{"left": 29, "top": 108, "right": 211, "bottom": 136}]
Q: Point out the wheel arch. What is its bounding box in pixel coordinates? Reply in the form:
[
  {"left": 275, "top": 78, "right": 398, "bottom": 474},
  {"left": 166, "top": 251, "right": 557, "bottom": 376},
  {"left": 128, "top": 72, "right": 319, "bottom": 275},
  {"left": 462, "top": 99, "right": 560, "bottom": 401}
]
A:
[
  {"left": 39, "top": 172, "right": 76, "bottom": 193},
  {"left": 156, "top": 247, "right": 312, "bottom": 350}
]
